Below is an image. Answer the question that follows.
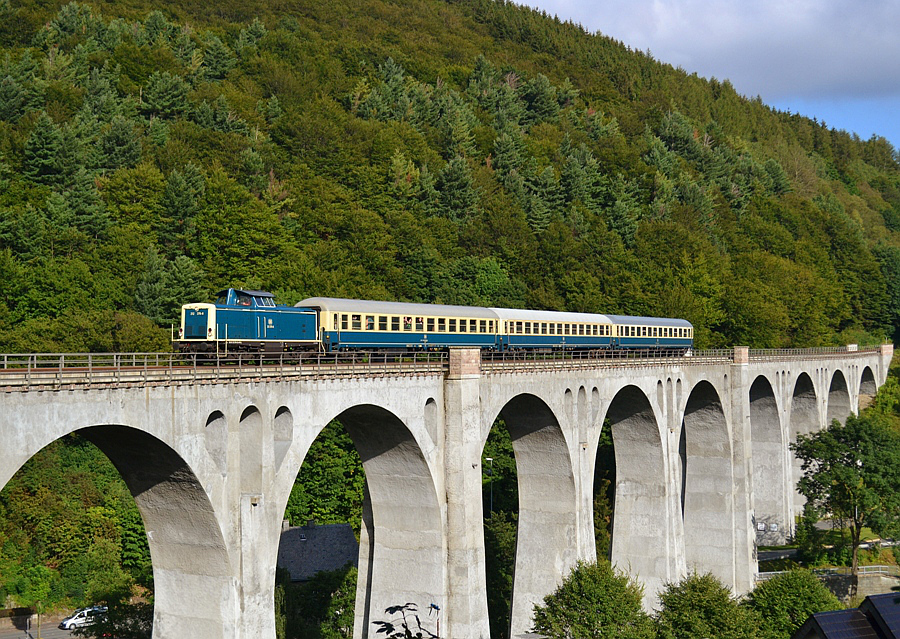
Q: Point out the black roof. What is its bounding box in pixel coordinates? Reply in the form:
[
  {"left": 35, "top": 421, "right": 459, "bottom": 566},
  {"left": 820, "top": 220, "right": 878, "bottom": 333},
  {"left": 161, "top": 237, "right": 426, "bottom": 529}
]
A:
[
  {"left": 793, "top": 593, "right": 900, "bottom": 639},
  {"left": 276, "top": 522, "right": 358, "bottom": 582},
  {"left": 794, "top": 609, "right": 882, "bottom": 639},
  {"left": 861, "top": 593, "right": 900, "bottom": 638}
]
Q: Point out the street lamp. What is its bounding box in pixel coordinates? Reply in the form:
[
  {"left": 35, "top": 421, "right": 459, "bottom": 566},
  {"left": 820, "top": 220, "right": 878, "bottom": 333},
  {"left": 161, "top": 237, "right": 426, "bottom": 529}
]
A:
[{"left": 485, "top": 457, "right": 493, "bottom": 515}]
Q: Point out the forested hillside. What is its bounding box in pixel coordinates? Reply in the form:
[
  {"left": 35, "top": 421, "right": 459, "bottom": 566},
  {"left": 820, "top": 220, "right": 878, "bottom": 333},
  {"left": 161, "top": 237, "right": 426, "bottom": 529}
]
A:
[{"left": 1, "top": 0, "right": 899, "bottom": 351}]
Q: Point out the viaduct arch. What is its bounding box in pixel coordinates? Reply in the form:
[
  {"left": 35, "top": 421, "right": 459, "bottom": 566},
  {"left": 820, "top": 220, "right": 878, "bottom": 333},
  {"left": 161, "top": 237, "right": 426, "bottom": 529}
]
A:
[{"left": 0, "top": 345, "right": 891, "bottom": 639}]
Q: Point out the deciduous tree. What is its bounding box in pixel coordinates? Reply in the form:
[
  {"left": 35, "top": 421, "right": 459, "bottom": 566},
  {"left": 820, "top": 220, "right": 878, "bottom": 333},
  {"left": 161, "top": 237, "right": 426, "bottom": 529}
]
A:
[{"left": 791, "top": 413, "right": 900, "bottom": 594}]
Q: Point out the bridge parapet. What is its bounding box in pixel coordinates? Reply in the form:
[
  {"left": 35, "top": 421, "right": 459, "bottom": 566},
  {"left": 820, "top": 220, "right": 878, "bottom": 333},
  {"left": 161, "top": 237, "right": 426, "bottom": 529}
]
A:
[{"left": 0, "top": 345, "right": 890, "bottom": 391}]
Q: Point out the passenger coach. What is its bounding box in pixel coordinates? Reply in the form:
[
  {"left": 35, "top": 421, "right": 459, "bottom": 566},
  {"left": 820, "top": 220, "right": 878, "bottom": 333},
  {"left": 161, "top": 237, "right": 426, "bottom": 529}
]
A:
[{"left": 174, "top": 288, "right": 694, "bottom": 353}]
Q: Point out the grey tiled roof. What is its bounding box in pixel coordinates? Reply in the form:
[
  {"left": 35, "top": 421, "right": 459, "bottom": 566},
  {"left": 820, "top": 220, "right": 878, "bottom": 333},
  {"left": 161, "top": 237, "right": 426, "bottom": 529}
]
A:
[
  {"left": 277, "top": 523, "right": 359, "bottom": 582},
  {"left": 794, "top": 592, "right": 900, "bottom": 639}
]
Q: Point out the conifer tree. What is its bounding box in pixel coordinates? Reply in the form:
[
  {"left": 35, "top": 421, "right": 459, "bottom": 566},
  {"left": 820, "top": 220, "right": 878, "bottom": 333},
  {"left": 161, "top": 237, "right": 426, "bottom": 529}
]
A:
[
  {"left": 200, "top": 35, "right": 235, "bottom": 81},
  {"left": 79, "top": 65, "right": 121, "bottom": 122},
  {"left": 100, "top": 116, "right": 141, "bottom": 171},
  {"left": 0, "top": 74, "right": 25, "bottom": 121},
  {"left": 520, "top": 73, "right": 559, "bottom": 124},
  {"left": 436, "top": 156, "right": 477, "bottom": 221},
  {"left": 167, "top": 255, "right": 206, "bottom": 323},
  {"left": 142, "top": 71, "right": 189, "bottom": 119},
  {"left": 240, "top": 147, "right": 266, "bottom": 194},
  {"left": 134, "top": 248, "right": 177, "bottom": 325},
  {"left": 23, "top": 112, "right": 63, "bottom": 185}
]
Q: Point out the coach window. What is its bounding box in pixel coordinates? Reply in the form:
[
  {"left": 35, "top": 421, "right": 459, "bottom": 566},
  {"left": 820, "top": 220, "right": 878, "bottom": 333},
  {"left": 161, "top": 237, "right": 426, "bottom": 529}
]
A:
[
  {"left": 352, "top": 315, "right": 361, "bottom": 330},
  {"left": 391, "top": 317, "right": 400, "bottom": 331},
  {"left": 425, "top": 318, "right": 433, "bottom": 332},
  {"left": 449, "top": 319, "right": 457, "bottom": 332},
  {"left": 378, "top": 316, "right": 388, "bottom": 331},
  {"left": 524, "top": 322, "right": 531, "bottom": 334},
  {"left": 366, "top": 315, "right": 375, "bottom": 330},
  {"left": 469, "top": 320, "right": 476, "bottom": 332},
  {"left": 403, "top": 317, "right": 413, "bottom": 331},
  {"left": 480, "top": 320, "right": 487, "bottom": 333},
  {"left": 459, "top": 319, "right": 467, "bottom": 333},
  {"left": 438, "top": 318, "right": 446, "bottom": 332},
  {"left": 415, "top": 317, "right": 424, "bottom": 331}
]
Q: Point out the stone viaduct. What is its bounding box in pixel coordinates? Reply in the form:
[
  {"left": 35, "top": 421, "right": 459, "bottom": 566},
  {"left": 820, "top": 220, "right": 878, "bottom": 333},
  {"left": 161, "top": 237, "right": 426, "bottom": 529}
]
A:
[{"left": 0, "top": 345, "right": 892, "bottom": 639}]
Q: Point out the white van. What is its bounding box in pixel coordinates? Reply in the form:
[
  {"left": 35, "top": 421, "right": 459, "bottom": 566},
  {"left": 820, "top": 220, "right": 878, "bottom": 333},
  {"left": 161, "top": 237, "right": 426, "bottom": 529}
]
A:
[{"left": 58, "top": 605, "right": 108, "bottom": 630}]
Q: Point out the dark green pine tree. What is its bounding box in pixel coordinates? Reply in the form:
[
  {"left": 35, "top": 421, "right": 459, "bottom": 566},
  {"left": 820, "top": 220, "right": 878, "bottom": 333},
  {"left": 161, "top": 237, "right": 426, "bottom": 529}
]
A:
[
  {"left": 415, "top": 165, "right": 442, "bottom": 218},
  {"left": 100, "top": 116, "right": 141, "bottom": 171},
  {"left": 23, "top": 112, "right": 63, "bottom": 185},
  {"left": 192, "top": 100, "right": 215, "bottom": 129},
  {"left": 160, "top": 165, "right": 205, "bottom": 254},
  {"left": 436, "top": 155, "right": 478, "bottom": 222},
  {"left": 79, "top": 65, "right": 122, "bottom": 122},
  {"left": 200, "top": 35, "right": 235, "bottom": 81},
  {"left": 520, "top": 73, "right": 559, "bottom": 124},
  {"left": 239, "top": 148, "right": 267, "bottom": 195},
  {"left": 142, "top": 71, "right": 190, "bottom": 119},
  {"left": 167, "top": 255, "right": 207, "bottom": 321},
  {"left": 764, "top": 158, "right": 792, "bottom": 194},
  {"left": 66, "top": 168, "right": 109, "bottom": 239},
  {"left": 11, "top": 204, "right": 48, "bottom": 260},
  {"left": 0, "top": 74, "right": 25, "bottom": 122},
  {"left": 525, "top": 166, "right": 561, "bottom": 233},
  {"left": 445, "top": 104, "right": 477, "bottom": 159},
  {"left": 492, "top": 129, "right": 525, "bottom": 179},
  {"left": 467, "top": 54, "right": 500, "bottom": 110},
  {"left": 134, "top": 248, "right": 178, "bottom": 325}
]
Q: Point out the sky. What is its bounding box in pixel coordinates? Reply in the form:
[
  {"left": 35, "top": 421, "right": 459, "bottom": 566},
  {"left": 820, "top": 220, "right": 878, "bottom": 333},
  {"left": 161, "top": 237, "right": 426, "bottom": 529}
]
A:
[{"left": 520, "top": 0, "right": 900, "bottom": 152}]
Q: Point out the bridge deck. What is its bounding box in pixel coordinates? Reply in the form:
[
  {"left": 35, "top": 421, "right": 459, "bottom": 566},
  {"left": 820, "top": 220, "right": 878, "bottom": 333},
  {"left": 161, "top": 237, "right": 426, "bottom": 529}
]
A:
[{"left": 0, "top": 347, "right": 879, "bottom": 392}]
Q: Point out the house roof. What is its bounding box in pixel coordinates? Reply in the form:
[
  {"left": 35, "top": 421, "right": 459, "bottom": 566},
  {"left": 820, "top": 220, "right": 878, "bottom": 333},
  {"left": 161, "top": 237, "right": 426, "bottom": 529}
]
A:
[
  {"left": 793, "top": 592, "right": 900, "bottom": 639},
  {"left": 276, "top": 522, "right": 358, "bottom": 582}
]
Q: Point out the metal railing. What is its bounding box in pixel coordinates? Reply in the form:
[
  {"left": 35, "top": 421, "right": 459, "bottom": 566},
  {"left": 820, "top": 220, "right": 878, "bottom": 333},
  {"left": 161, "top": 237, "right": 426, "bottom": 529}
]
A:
[
  {"left": 757, "top": 564, "right": 900, "bottom": 581},
  {"left": 0, "top": 351, "right": 449, "bottom": 391},
  {"left": 0, "top": 345, "right": 885, "bottom": 392}
]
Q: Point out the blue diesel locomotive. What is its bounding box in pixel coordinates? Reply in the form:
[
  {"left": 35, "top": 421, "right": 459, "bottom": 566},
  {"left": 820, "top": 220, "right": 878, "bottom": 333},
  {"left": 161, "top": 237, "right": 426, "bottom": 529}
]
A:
[{"left": 175, "top": 288, "right": 694, "bottom": 353}]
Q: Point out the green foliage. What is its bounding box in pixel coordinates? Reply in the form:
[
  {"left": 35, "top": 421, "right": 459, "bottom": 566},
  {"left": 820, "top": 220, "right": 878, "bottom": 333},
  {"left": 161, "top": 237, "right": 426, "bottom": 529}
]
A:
[
  {"left": 0, "top": 0, "right": 895, "bottom": 351},
  {"left": 275, "top": 565, "right": 356, "bottom": 639},
  {"left": 745, "top": 569, "right": 841, "bottom": 638},
  {"left": 482, "top": 420, "right": 519, "bottom": 638},
  {"left": 483, "top": 511, "right": 517, "bottom": 639},
  {"left": 593, "top": 424, "right": 615, "bottom": 560},
  {"left": 791, "top": 413, "right": 900, "bottom": 577},
  {"left": 654, "top": 572, "right": 762, "bottom": 639},
  {"left": 285, "top": 422, "right": 365, "bottom": 533},
  {"left": 532, "top": 559, "right": 653, "bottom": 639},
  {"left": 0, "top": 435, "right": 150, "bottom": 609}
]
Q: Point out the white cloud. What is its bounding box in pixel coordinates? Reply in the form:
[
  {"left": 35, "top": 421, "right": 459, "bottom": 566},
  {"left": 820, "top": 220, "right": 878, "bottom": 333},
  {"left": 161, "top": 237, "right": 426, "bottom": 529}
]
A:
[{"left": 525, "top": 0, "right": 900, "bottom": 101}]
